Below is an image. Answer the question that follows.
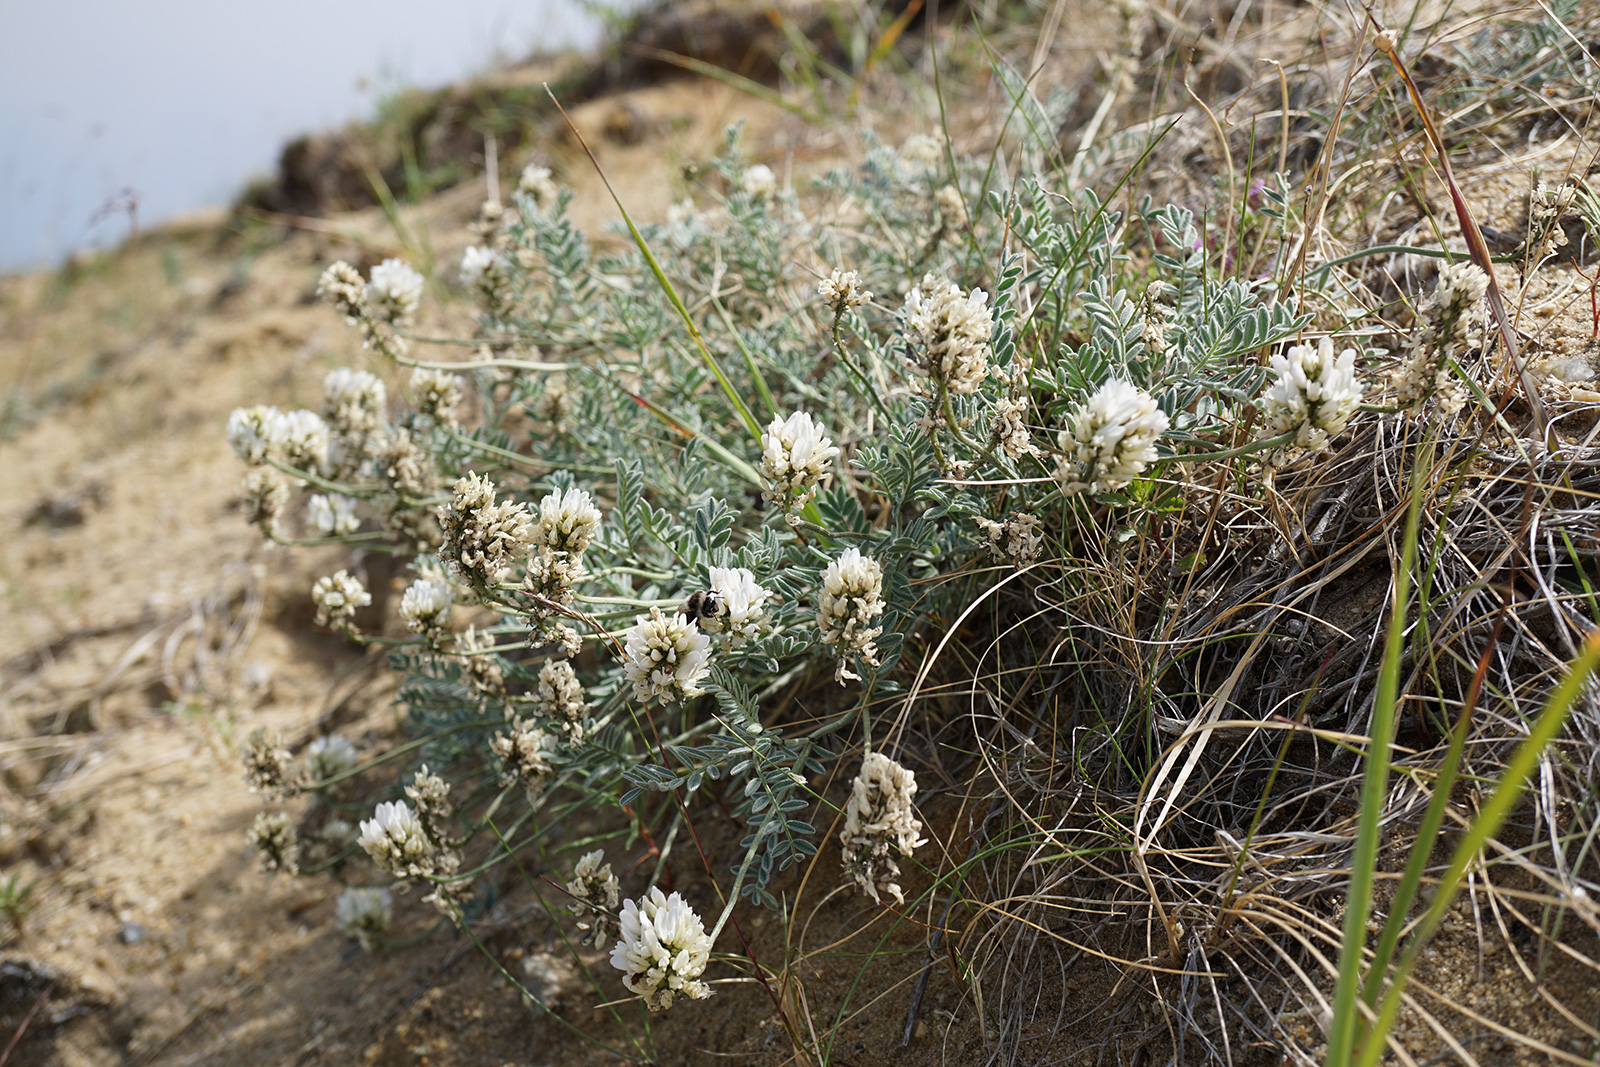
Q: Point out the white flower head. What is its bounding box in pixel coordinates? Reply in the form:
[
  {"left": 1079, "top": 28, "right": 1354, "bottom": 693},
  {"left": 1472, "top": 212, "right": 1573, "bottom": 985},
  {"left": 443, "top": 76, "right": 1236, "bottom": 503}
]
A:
[
  {"left": 739, "top": 163, "right": 777, "bottom": 198},
  {"left": 358, "top": 799, "right": 434, "bottom": 878},
  {"left": 227, "top": 405, "right": 286, "bottom": 465},
  {"left": 840, "top": 752, "right": 926, "bottom": 905},
  {"left": 401, "top": 577, "right": 454, "bottom": 642},
  {"left": 312, "top": 569, "right": 371, "bottom": 629},
  {"left": 316, "top": 261, "right": 367, "bottom": 323},
  {"left": 490, "top": 718, "right": 556, "bottom": 792},
  {"left": 567, "top": 849, "right": 620, "bottom": 948},
  {"left": 409, "top": 367, "right": 463, "bottom": 429},
  {"left": 335, "top": 886, "right": 393, "bottom": 951},
  {"left": 459, "top": 245, "right": 504, "bottom": 294},
  {"left": 903, "top": 274, "right": 993, "bottom": 395},
  {"left": 609, "top": 887, "right": 714, "bottom": 1011},
  {"left": 818, "top": 547, "right": 886, "bottom": 683},
  {"left": 703, "top": 566, "right": 772, "bottom": 645},
  {"left": 760, "top": 411, "right": 840, "bottom": 519},
  {"left": 305, "top": 733, "right": 359, "bottom": 783},
  {"left": 276, "top": 409, "right": 330, "bottom": 472},
  {"left": 623, "top": 608, "right": 712, "bottom": 705},
  {"left": 535, "top": 658, "right": 588, "bottom": 729},
  {"left": 900, "top": 133, "right": 943, "bottom": 166},
  {"left": 438, "top": 471, "right": 532, "bottom": 587},
  {"left": 307, "top": 493, "right": 360, "bottom": 536},
  {"left": 1056, "top": 379, "right": 1169, "bottom": 495},
  {"left": 818, "top": 269, "right": 871, "bottom": 313},
  {"left": 517, "top": 164, "right": 560, "bottom": 210},
  {"left": 531, "top": 486, "right": 603, "bottom": 555},
  {"left": 1260, "top": 337, "right": 1362, "bottom": 451},
  {"left": 323, "top": 368, "right": 388, "bottom": 439},
  {"left": 365, "top": 258, "right": 424, "bottom": 326}
]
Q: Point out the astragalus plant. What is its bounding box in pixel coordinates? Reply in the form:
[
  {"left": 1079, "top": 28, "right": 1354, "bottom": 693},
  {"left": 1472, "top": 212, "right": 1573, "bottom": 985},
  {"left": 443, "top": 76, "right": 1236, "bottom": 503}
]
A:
[{"left": 218, "top": 85, "right": 1568, "bottom": 1056}]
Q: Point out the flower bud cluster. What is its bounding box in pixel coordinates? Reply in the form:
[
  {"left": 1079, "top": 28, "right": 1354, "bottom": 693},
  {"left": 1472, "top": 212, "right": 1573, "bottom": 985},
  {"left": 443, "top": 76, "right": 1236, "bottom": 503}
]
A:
[
  {"left": 311, "top": 570, "right": 371, "bottom": 630},
  {"left": 974, "top": 512, "right": 1045, "bottom": 566},
  {"left": 518, "top": 164, "right": 560, "bottom": 212},
  {"left": 759, "top": 411, "right": 840, "bottom": 521},
  {"left": 989, "top": 396, "right": 1041, "bottom": 459},
  {"left": 1056, "top": 379, "right": 1169, "bottom": 495},
  {"left": 460, "top": 246, "right": 509, "bottom": 313},
  {"left": 250, "top": 811, "right": 300, "bottom": 876},
  {"left": 490, "top": 718, "right": 555, "bottom": 793},
  {"left": 840, "top": 752, "right": 926, "bottom": 905},
  {"left": 1261, "top": 337, "right": 1362, "bottom": 450},
  {"left": 567, "top": 849, "right": 620, "bottom": 949},
  {"left": 239, "top": 469, "right": 290, "bottom": 535},
  {"left": 242, "top": 728, "right": 300, "bottom": 798},
  {"left": 818, "top": 269, "right": 871, "bottom": 314},
  {"left": 609, "top": 887, "right": 714, "bottom": 1011},
  {"left": 1394, "top": 262, "right": 1490, "bottom": 416},
  {"left": 409, "top": 368, "right": 463, "bottom": 429},
  {"left": 439, "top": 472, "right": 532, "bottom": 588},
  {"left": 903, "top": 274, "right": 993, "bottom": 396},
  {"left": 533, "top": 658, "right": 588, "bottom": 742},
  {"left": 335, "top": 886, "right": 392, "bottom": 951},
  {"left": 317, "top": 260, "right": 418, "bottom": 356},
  {"left": 622, "top": 608, "right": 713, "bottom": 705},
  {"left": 817, "top": 548, "right": 886, "bottom": 683}
]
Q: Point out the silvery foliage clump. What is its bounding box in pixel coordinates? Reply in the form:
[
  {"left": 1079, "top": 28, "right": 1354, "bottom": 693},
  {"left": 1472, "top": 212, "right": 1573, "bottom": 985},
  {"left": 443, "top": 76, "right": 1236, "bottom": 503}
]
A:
[{"left": 228, "top": 125, "right": 1325, "bottom": 977}]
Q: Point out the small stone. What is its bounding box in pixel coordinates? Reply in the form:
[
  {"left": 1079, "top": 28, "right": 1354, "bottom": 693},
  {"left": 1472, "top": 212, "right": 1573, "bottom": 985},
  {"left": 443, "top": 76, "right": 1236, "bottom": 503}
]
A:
[{"left": 119, "top": 922, "right": 147, "bottom": 945}]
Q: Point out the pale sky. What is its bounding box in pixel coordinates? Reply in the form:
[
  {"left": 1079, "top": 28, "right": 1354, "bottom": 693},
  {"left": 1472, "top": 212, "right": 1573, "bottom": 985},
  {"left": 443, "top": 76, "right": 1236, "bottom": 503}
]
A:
[{"left": 0, "top": 0, "right": 612, "bottom": 271}]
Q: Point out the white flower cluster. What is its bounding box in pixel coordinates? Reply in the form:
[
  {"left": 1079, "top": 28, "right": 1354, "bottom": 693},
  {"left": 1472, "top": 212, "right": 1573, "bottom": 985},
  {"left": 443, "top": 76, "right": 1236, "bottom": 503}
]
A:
[
  {"left": 365, "top": 258, "right": 424, "bottom": 326},
  {"left": 249, "top": 811, "right": 300, "bottom": 875},
  {"left": 974, "top": 512, "right": 1045, "bottom": 566},
  {"left": 404, "top": 765, "right": 454, "bottom": 841},
  {"left": 524, "top": 485, "right": 603, "bottom": 614},
  {"left": 335, "top": 886, "right": 393, "bottom": 951},
  {"left": 739, "top": 163, "right": 777, "bottom": 198},
  {"left": 899, "top": 133, "right": 943, "bottom": 166},
  {"left": 323, "top": 368, "right": 387, "bottom": 441},
  {"left": 1056, "top": 379, "right": 1169, "bottom": 495},
  {"left": 242, "top": 727, "right": 299, "bottom": 797},
  {"left": 534, "top": 658, "right": 588, "bottom": 741},
  {"left": 1261, "top": 337, "right": 1362, "bottom": 451},
  {"left": 227, "top": 405, "right": 286, "bottom": 465},
  {"left": 316, "top": 261, "right": 367, "bottom": 325},
  {"left": 817, "top": 548, "right": 886, "bottom": 683},
  {"left": 409, "top": 368, "right": 463, "bottom": 429},
  {"left": 438, "top": 472, "right": 532, "bottom": 588},
  {"left": 903, "top": 274, "right": 993, "bottom": 395},
  {"left": 311, "top": 569, "right": 371, "bottom": 629},
  {"left": 305, "top": 733, "right": 359, "bottom": 784},
  {"left": 226, "top": 406, "right": 330, "bottom": 472},
  {"left": 460, "top": 245, "right": 508, "bottom": 309},
  {"left": 609, "top": 887, "right": 714, "bottom": 1011},
  {"left": 840, "top": 752, "right": 926, "bottom": 905},
  {"left": 307, "top": 492, "right": 360, "bottom": 536},
  {"left": 701, "top": 567, "right": 772, "bottom": 646},
  {"left": 517, "top": 164, "right": 560, "bottom": 211},
  {"left": 239, "top": 468, "right": 289, "bottom": 534},
  {"left": 400, "top": 577, "right": 454, "bottom": 644},
  {"left": 622, "top": 607, "right": 712, "bottom": 705},
  {"left": 490, "top": 718, "right": 555, "bottom": 793},
  {"left": 759, "top": 411, "right": 840, "bottom": 520},
  {"left": 567, "top": 849, "right": 620, "bottom": 948},
  {"left": 818, "top": 269, "right": 871, "bottom": 313},
  {"left": 989, "top": 396, "right": 1041, "bottom": 459},
  {"left": 358, "top": 799, "right": 435, "bottom": 878}
]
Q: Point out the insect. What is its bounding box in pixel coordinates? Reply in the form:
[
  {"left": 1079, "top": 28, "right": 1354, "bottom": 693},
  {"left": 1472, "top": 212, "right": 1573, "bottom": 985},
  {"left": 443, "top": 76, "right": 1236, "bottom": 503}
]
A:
[{"left": 680, "top": 589, "right": 726, "bottom": 629}]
